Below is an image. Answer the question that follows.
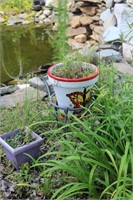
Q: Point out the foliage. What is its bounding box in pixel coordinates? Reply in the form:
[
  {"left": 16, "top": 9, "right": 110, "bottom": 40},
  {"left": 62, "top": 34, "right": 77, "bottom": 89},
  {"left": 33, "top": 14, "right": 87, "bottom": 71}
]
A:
[
  {"left": 0, "top": 95, "right": 55, "bottom": 135},
  {"left": 0, "top": 1, "right": 133, "bottom": 196},
  {"left": 52, "top": 51, "right": 99, "bottom": 78},
  {"left": 0, "top": 92, "right": 64, "bottom": 199},
  {"left": 0, "top": 61, "right": 133, "bottom": 199},
  {"left": 51, "top": 0, "right": 99, "bottom": 79},
  {"left": 5, "top": 127, "right": 35, "bottom": 148},
  {"left": 0, "top": 0, "right": 33, "bottom": 12},
  {"left": 52, "top": 0, "right": 69, "bottom": 62},
  {"left": 31, "top": 63, "right": 133, "bottom": 199}
]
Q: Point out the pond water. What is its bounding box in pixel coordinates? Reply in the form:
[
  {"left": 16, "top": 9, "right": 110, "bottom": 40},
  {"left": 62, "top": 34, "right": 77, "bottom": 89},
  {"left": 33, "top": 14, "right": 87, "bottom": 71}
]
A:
[{"left": 0, "top": 25, "right": 53, "bottom": 83}]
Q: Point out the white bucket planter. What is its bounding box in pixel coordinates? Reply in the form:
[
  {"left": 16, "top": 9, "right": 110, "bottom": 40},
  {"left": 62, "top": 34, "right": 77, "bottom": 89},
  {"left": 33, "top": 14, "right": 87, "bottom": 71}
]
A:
[{"left": 47, "top": 62, "right": 99, "bottom": 115}]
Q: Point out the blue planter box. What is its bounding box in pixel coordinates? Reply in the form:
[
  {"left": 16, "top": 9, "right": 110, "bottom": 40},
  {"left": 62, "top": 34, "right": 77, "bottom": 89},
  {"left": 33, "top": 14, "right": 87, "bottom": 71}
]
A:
[{"left": 0, "top": 128, "right": 43, "bottom": 170}]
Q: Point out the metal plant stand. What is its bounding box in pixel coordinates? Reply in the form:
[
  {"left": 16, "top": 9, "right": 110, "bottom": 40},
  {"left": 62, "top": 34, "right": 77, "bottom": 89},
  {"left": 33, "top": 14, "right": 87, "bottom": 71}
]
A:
[{"left": 41, "top": 76, "right": 83, "bottom": 123}]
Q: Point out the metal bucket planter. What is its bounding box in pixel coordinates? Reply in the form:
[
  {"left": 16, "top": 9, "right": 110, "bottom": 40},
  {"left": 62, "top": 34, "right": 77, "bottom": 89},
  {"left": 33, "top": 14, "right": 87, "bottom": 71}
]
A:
[
  {"left": 47, "top": 62, "right": 99, "bottom": 116},
  {"left": 0, "top": 128, "right": 43, "bottom": 170}
]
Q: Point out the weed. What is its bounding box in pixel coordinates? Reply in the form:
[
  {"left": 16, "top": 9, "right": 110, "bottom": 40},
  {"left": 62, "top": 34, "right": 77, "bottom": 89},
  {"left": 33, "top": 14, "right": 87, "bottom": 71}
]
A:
[{"left": 5, "top": 127, "right": 35, "bottom": 148}]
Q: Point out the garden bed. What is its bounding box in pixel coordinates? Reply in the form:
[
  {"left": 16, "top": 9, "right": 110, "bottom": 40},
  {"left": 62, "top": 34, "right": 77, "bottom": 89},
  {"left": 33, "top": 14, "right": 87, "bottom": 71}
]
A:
[{"left": 0, "top": 63, "right": 132, "bottom": 199}]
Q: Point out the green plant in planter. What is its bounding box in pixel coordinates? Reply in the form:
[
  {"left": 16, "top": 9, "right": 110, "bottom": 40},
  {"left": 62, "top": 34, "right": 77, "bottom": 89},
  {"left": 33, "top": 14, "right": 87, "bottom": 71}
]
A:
[
  {"left": 52, "top": 0, "right": 99, "bottom": 79},
  {"left": 52, "top": 0, "right": 69, "bottom": 62},
  {"left": 0, "top": 126, "right": 44, "bottom": 169},
  {"left": 48, "top": 0, "right": 99, "bottom": 115},
  {"left": 52, "top": 52, "right": 99, "bottom": 79},
  {"left": 5, "top": 127, "right": 35, "bottom": 149}
]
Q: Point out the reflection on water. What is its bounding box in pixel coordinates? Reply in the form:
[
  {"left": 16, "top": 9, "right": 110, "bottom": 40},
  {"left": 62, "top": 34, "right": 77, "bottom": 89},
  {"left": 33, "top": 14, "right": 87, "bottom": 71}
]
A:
[{"left": 0, "top": 25, "right": 53, "bottom": 83}]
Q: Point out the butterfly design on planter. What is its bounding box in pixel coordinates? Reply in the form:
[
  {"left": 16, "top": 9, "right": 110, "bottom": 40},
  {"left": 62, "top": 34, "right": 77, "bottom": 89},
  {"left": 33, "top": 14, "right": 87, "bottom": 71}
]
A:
[{"left": 66, "top": 88, "right": 91, "bottom": 110}]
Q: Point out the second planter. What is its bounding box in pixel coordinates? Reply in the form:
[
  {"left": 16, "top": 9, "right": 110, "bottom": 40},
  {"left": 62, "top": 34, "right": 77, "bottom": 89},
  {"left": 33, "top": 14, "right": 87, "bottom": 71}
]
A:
[{"left": 0, "top": 128, "right": 44, "bottom": 170}]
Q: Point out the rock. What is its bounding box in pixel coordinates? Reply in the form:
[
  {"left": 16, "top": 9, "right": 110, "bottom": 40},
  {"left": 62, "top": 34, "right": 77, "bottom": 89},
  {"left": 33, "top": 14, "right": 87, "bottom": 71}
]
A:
[
  {"left": 34, "top": 17, "right": 40, "bottom": 23},
  {"left": 68, "top": 1, "right": 79, "bottom": 13},
  {"left": 28, "top": 77, "right": 46, "bottom": 90},
  {"left": 39, "top": 14, "right": 46, "bottom": 20},
  {"left": 103, "top": 26, "right": 121, "bottom": 42},
  {"left": 0, "top": 11, "right": 4, "bottom": 15},
  {"left": 90, "top": 24, "right": 98, "bottom": 31},
  {"left": 67, "top": 27, "right": 86, "bottom": 37},
  {"left": 17, "top": 84, "right": 30, "bottom": 89},
  {"left": 38, "top": 63, "right": 53, "bottom": 71},
  {"left": 67, "top": 38, "right": 87, "bottom": 50},
  {"left": 122, "top": 43, "right": 133, "bottom": 62},
  {"left": 70, "top": 16, "right": 81, "bottom": 28},
  {"left": 33, "top": 0, "right": 45, "bottom": 6},
  {"left": 81, "top": 0, "right": 103, "bottom": 3},
  {"left": 99, "top": 43, "right": 120, "bottom": 51},
  {"left": 0, "top": 16, "right": 5, "bottom": 23},
  {"left": 18, "top": 13, "right": 28, "bottom": 19},
  {"left": 79, "top": 6, "right": 97, "bottom": 16},
  {"left": 93, "top": 26, "right": 104, "bottom": 35},
  {"left": 53, "top": 23, "right": 58, "bottom": 31},
  {"left": 45, "top": 0, "right": 58, "bottom": 8},
  {"left": 91, "top": 15, "right": 100, "bottom": 22},
  {"left": 43, "top": 9, "right": 51, "bottom": 16},
  {"left": 97, "top": 3, "right": 105, "bottom": 8},
  {"left": 8, "top": 79, "right": 23, "bottom": 85},
  {"left": 7, "top": 15, "right": 24, "bottom": 25},
  {"left": 97, "top": 49, "right": 122, "bottom": 62},
  {"left": 103, "top": 13, "right": 117, "bottom": 30},
  {"left": 32, "top": 5, "right": 42, "bottom": 11},
  {"left": 91, "top": 32, "right": 104, "bottom": 44},
  {"left": 0, "top": 85, "right": 18, "bottom": 96},
  {"left": 114, "top": 3, "right": 128, "bottom": 25},
  {"left": 39, "top": 20, "right": 44, "bottom": 24},
  {"left": 35, "top": 10, "right": 43, "bottom": 17},
  {"left": 126, "top": 0, "right": 133, "bottom": 8},
  {"left": 114, "top": 0, "right": 123, "bottom": 2},
  {"left": 0, "top": 86, "right": 47, "bottom": 108},
  {"left": 49, "top": 14, "right": 56, "bottom": 23},
  {"left": 106, "top": 0, "right": 114, "bottom": 8},
  {"left": 79, "top": 15, "right": 93, "bottom": 26},
  {"left": 45, "top": 0, "right": 72, "bottom": 8},
  {"left": 114, "top": 60, "right": 133, "bottom": 74},
  {"left": 114, "top": 3, "right": 133, "bottom": 42},
  {"left": 76, "top": 1, "right": 84, "bottom": 7},
  {"left": 43, "top": 17, "right": 52, "bottom": 25},
  {"left": 77, "top": 48, "right": 98, "bottom": 58},
  {"left": 22, "top": 20, "right": 31, "bottom": 25},
  {"left": 100, "top": 8, "right": 111, "bottom": 22},
  {"left": 97, "top": 8, "right": 103, "bottom": 14},
  {"left": 86, "top": 40, "right": 97, "bottom": 48},
  {"left": 74, "top": 34, "right": 86, "bottom": 43},
  {"left": 114, "top": 74, "right": 121, "bottom": 83}
]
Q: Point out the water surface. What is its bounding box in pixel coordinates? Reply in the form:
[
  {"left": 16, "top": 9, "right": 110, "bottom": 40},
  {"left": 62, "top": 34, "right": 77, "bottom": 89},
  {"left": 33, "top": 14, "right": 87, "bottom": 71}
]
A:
[{"left": 0, "top": 25, "right": 53, "bottom": 83}]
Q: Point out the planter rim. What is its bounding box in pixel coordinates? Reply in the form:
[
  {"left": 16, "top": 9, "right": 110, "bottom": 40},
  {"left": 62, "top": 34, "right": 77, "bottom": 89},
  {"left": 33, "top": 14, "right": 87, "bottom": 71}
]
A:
[
  {"left": 0, "top": 129, "right": 44, "bottom": 155},
  {"left": 47, "top": 63, "right": 99, "bottom": 82}
]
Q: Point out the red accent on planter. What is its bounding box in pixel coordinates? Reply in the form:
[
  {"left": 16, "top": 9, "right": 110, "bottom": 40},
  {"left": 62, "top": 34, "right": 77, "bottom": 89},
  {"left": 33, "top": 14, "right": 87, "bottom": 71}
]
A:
[{"left": 47, "top": 64, "right": 99, "bottom": 82}]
